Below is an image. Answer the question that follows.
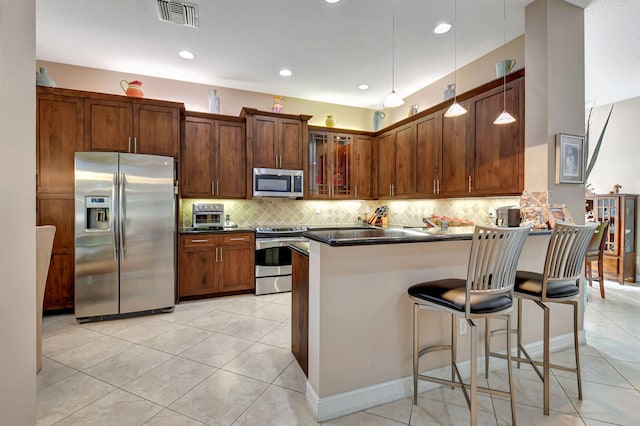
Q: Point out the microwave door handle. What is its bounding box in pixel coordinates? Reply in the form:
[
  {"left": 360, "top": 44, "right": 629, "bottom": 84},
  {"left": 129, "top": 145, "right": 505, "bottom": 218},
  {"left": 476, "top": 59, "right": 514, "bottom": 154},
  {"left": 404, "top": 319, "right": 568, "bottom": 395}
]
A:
[{"left": 119, "top": 171, "right": 126, "bottom": 259}]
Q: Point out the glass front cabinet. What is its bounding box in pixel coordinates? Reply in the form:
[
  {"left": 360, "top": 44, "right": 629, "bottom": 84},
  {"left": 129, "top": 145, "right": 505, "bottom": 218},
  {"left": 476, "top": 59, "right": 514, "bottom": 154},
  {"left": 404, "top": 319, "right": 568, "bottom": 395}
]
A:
[
  {"left": 592, "top": 193, "right": 638, "bottom": 283},
  {"left": 308, "top": 128, "right": 373, "bottom": 200}
]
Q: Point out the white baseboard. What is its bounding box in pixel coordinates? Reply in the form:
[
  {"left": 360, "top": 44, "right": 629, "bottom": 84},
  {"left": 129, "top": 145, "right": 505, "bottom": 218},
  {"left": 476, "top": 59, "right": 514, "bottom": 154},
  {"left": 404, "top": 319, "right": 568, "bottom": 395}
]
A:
[{"left": 306, "top": 330, "right": 585, "bottom": 422}]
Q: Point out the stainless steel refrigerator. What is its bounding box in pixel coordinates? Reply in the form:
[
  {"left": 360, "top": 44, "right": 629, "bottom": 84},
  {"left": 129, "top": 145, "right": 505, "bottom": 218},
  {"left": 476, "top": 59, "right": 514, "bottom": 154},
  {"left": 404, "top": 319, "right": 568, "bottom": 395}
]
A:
[{"left": 74, "top": 152, "right": 176, "bottom": 321}]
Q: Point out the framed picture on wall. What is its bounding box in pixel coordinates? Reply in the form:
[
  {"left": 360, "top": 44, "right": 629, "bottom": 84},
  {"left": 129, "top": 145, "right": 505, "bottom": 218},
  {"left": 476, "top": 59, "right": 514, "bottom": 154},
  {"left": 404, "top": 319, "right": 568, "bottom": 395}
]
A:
[{"left": 555, "top": 133, "right": 585, "bottom": 184}]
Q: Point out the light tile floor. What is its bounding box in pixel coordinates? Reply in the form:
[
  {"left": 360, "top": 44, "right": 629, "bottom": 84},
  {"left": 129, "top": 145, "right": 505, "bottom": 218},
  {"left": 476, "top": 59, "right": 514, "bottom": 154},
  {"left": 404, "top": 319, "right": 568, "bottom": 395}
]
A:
[{"left": 38, "top": 281, "right": 640, "bottom": 425}]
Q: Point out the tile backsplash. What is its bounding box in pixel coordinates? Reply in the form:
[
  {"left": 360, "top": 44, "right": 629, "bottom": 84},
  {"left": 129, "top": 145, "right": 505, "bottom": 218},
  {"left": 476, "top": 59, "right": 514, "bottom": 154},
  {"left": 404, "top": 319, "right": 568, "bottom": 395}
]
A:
[{"left": 180, "top": 197, "right": 521, "bottom": 228}]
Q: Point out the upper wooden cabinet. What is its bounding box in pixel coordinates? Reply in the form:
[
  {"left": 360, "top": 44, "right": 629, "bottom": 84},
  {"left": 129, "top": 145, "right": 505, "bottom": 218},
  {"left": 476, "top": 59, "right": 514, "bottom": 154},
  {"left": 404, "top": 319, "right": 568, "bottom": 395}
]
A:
[
  {"left": 377, "top": 71, "right": 524, "bottom": 200},
  {"left": 376, "top": 123, "right": 415, "bottom": 199},
  {"left": 307, "top": 128, "right": 373, "bottom": 200},
  {"left": 243, "top": 108, "right": 311, "bottom": 171},
  {"left": 85, "top": 98, "right": 181, "bottom": 157},
  {"left": 36, "top": 91, "right": 85, "bottom": 194},
  {"left": 181, "top": 112, "right": 246, "bottom": 198},
  {"left": 469, "top": 78, "right": 523, "bottom": 196}
]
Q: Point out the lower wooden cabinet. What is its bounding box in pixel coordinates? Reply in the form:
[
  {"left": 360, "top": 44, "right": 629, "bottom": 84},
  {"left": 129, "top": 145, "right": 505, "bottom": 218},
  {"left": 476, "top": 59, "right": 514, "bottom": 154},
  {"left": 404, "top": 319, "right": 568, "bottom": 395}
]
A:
[
  {"left": 178, "top": 232, "right": 255, "bottom": 298},
  {"left": 37, "top": 195, "right": 75, "bottom": 312},
  {"left": 291, "top": 248, "right": 309, "bottom": 376}
]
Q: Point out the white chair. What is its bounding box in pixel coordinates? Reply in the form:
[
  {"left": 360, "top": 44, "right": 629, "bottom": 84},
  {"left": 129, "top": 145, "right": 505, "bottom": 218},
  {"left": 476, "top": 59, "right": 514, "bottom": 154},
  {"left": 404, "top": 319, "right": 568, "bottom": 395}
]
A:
[
  {"left": 36, "top": 225, "right": 56, "bottom": 373},
  {"left": 486, "top": 221, "right": 596, "bottom": 415},
  {"left": 409, "top": 224, "right": 531, "bottom": 426}
]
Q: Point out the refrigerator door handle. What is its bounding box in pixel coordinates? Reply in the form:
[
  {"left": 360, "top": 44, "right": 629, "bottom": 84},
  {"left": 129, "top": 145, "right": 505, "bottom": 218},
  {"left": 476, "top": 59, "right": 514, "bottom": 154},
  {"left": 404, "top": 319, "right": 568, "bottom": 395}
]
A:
[
  {"left": 112, "top": 171, "right": 119, "bottom": 260},
  {"left": 119, "top": 171, "right": 126, "bottom": 259}
]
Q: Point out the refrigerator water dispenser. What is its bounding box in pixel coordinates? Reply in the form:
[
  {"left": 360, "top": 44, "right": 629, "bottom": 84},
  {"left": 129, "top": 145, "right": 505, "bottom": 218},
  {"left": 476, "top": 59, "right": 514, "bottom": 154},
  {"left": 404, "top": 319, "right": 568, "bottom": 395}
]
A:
[{"left": 85, "top": 196, "right": 110, "bottom": 230}]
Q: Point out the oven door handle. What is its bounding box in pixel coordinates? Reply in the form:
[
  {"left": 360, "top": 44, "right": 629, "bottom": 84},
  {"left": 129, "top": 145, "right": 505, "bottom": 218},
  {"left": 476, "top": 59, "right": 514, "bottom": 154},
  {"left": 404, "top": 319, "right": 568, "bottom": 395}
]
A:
[{"left": 256, "top": 237, "right": 307, "bottom": 249}]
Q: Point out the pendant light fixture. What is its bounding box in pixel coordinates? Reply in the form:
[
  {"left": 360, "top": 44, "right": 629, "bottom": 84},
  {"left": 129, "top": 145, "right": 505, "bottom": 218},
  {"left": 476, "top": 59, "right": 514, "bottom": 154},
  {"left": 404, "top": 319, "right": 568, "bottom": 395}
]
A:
[
  {"left": 494, "top": 0, "right": 516, "bottom": 125},
  {"left": 444, "top": 0, "right": 467, "bottom": 118},
  {"left": 383, "top": 0, "right": 404, "bottom": 108}
]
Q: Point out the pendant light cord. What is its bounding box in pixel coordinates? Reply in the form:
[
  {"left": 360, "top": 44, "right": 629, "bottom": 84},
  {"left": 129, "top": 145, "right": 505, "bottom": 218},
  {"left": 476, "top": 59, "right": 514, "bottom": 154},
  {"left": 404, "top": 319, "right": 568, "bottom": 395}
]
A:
[
  {"left": 502, "top": 0, "right": 507, "bottom": 109},
  {"left": 453, "top": 0, "right": 457, "bottom": 101},
  {"left": 391, "top": 0, "right": 396, "bottom": 92}
]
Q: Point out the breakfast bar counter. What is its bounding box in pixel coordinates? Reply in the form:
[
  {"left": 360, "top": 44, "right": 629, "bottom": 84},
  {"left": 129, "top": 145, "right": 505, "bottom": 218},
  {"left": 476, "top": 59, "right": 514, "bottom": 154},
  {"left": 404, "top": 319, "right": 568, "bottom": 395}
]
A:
[{"left": 301, "top": 228, "right": 575, "bottom": 422}]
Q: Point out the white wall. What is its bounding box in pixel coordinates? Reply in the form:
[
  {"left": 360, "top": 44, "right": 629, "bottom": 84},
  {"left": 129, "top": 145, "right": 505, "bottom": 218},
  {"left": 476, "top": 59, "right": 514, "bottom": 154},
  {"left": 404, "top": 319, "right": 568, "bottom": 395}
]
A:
[
  {"left": 587, "top": 97, "right": 640, "bottom": 275},
  {"left": 0, "top": 0, "right": 37, "bottom": 424}
]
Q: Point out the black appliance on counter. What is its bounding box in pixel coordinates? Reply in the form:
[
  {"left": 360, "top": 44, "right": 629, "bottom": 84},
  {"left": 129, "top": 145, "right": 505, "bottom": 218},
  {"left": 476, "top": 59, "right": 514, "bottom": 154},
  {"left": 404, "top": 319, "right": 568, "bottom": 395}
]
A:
[{"left": 254, "top": 226, "right": 307, "bottom": 295}]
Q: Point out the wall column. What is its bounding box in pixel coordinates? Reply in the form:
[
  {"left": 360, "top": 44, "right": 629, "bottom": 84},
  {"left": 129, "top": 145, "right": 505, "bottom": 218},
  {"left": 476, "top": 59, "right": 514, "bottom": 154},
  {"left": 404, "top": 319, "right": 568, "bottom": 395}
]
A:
[
  {"left": 525, "top": 0, "right": 586, "bottom": 222},
  {"left": 0, "top": 0, "right": 37, "bottom": 424}
]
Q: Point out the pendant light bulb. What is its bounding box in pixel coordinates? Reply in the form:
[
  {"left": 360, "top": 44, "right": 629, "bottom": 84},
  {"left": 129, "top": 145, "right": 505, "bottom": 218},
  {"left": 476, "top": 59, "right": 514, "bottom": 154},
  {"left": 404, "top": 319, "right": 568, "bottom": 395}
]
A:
[
  {"left": 494, "top": 0, "right": 516, "bottom": 125},
  {"left": 444, "top": 101, "right": 468, "bottom": 117},
  {"left": 445, "top": 0, "right": 466, "bottom": 119},
  {"left": 494, "top": 110, "right": 516, "bottom": 124},
  {"left": 384, "top": 0, "right": 404, "bottom": 108},
  {"left": 384, "top": 90, "right": 405, "bottom": 108}
]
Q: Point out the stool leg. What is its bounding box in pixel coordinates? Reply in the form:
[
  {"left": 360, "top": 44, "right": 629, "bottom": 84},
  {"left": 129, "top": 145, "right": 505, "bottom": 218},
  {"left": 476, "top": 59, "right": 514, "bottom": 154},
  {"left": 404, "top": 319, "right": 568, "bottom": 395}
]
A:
[
  {"left": 413, "top": 303, "right": 419, "bottom": 405},
  {"left": 451, "top": 314, "right": 457, "bottom": 386},
  {"left": 542, "top": 302, "right": 550, "bottom": 416},
  {"left": 506, "top": 315, "right": 516, "bottom": 426},
  {"left": 598, "top": 258, "right": 605, "bottom": 298},
  {"left": 484, "top": 318, "right": 490, "bottom": 379},
  {"left": 517, "top": 298, "right": 523, "bottom": 369},
  {"left": 572, "top": 300, "right": 583, "bottom": 400},
  {"left": 469, "top": 319, "right": 477, "bottom": 426}
]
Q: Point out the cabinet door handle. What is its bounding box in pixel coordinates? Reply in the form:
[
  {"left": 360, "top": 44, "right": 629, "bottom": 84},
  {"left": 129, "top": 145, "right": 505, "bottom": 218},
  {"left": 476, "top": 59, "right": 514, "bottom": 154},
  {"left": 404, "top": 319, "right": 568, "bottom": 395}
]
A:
[
  {"left": 279, "top": 155, "right": 283, "bottom": 168},
  {"left": 219, "top": 247, "right": 223, "bottom": 262},
  {"left": 216, "top": 181, "right": 220, "bottom": 195},
  {"left": 128, "top": 137, "right": 132, "bottom": 153},
  {"left": 212, "top": 180, "right": 215, "bottom": 195},
  {"left": 433, "top": 179, "right": 436, "bottom": 194},
  {"left": 228, "top": 237, "right": 247, "bottom": 241},
  {"left": 468, "top": 176, "right": 472, "bottom": 193},
  {"left": 355, "top": 186, "right": 358, "bottom": 198},
  {"left": 275, "top": 155, "right": 279, "bottom": 168},
  {"left": 190, "top": 239, "right": 209, "bottom": 243},
  {"left": 134, "top": 137, "right": 137, "bottom": 153},
  {"left": 437, "top": 179, "right": 440, "bottom": 194}
]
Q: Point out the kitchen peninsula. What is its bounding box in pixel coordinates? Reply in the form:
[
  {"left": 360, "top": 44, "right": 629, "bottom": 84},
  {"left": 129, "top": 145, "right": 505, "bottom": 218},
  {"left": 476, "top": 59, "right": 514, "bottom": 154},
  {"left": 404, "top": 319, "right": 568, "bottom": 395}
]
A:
[{"left": 297, "top": 227, "right": 572, "bottom": 422}]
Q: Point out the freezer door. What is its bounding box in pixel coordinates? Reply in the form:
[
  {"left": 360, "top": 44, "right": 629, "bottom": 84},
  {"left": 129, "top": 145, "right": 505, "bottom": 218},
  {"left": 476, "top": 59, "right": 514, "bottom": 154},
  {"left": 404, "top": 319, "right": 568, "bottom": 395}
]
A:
[
  {"left": 75, "top": 152, "right": 120, "bottom": 318},
  {"left": 119, "top": 154, "right": 176, "bottom": 313}
]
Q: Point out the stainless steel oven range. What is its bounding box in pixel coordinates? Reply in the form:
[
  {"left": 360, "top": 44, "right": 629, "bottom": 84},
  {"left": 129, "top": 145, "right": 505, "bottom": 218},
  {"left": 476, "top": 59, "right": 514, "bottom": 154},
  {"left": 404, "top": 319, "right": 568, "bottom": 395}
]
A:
[{"left": 255, "top": 226, "right": 307, "bottom": 295}]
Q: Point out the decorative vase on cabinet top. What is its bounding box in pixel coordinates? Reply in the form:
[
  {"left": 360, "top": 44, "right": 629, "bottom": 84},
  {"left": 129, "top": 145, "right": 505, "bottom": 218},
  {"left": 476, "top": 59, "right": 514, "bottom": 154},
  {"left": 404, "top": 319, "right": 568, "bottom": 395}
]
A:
[
  {"left": 272, "top": 95, "right": 284, "bottom": 113},
  {"left": 120, "top": 80, "right": 144, "bottom": 97},
  {"left": 208, "top": 89, "right": 220, "bottom": 114},
  {"left": 373, "top": 111, "right": 385, "bottom": 131},
  {"left": 36, "top": 67, "right": 57, "bottom": 87},
  {"left": 325, "top": 115, "right": 336, "bottom": 128}
]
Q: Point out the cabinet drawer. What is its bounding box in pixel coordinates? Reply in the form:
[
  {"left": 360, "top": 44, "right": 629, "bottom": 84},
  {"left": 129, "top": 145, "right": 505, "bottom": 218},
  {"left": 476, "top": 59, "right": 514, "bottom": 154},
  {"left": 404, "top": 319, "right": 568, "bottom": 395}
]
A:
[
  {"left": 182, "top": 236, "right": 217, "bottom": 247},
  {"left": 222, "top": 234, "right": 254, "bottom": 244}
]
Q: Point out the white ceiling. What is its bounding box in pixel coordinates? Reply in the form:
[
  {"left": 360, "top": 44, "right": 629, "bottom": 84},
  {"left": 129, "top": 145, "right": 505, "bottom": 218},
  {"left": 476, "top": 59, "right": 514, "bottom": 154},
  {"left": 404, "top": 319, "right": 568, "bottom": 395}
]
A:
[{"left": 36, "top": 0, "right": 636, "bottom": 109}]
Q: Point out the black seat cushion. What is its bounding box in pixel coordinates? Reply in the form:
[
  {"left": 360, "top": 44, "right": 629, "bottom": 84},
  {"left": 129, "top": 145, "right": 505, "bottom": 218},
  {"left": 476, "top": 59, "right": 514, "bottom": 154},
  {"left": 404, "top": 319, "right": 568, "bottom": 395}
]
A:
[
  {"left": 408, "top": 278, "right": 513, "bottom": 315},
  {"left": 515, "top": 271, "right": 579, "bottom": 299}
]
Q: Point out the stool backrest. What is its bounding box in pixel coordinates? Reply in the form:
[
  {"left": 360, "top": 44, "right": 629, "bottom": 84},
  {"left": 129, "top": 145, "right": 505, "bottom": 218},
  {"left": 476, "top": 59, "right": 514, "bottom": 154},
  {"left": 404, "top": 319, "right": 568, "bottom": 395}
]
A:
[
  {"left": 587, "top": 220, "right": 609, "bottom": 255},
  {"left": 543, "top": 221, "right": 597, "bottom": 291},
  {"left": 466, "top": 225, "right": 531, "bottom": 315}
]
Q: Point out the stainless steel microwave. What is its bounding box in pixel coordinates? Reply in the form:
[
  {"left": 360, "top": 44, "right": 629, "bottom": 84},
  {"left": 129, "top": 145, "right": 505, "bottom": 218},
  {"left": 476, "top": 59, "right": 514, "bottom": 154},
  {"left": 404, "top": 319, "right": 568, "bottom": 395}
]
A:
[{"left": 253, "top": 168, "right": 304, "bottom": 198}]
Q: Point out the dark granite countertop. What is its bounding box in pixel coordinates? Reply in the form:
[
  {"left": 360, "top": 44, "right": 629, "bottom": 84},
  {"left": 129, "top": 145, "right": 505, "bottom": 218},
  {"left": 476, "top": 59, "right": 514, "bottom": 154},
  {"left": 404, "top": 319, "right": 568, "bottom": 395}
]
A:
[
  {"left": 303, "top": 226, "right": 551, "bottom": 247},
  {"left": 180, "top": 227, "right": 255, "bottom": 234},
  {"left": 290, "top": 241, "right": 310, "bottom": 256}
]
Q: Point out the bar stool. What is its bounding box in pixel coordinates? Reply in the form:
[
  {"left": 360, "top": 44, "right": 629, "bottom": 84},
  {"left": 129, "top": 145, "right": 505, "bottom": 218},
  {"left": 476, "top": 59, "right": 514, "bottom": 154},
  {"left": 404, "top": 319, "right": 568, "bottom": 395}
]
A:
[
  {"left": 486, "top": 221, "right": 596, "bottom": 416},
  {"left": 585, "top": 220, "right": 609, "bottom": 298},
  {"left": 409, "top": 224, "right": 531, "bottom": 426}
]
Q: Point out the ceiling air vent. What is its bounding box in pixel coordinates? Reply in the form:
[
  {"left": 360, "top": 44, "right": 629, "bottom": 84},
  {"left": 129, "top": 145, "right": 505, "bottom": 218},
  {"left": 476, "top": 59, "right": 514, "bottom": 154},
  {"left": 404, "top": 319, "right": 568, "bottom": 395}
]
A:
[{"left": 156, "top": 0, "right": 199, "bottom": 28}]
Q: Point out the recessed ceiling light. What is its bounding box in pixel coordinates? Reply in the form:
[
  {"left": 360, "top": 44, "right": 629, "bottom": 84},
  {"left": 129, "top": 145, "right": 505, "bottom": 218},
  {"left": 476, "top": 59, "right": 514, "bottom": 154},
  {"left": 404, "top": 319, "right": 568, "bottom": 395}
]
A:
[
  {"left": 358, "top": 84, "right": 369, "bottom": 90},
  {"left": 325, "top": 0, "right": 341, "bottom": 4},
  {"left": 433, "top": 22, "right": 452, "bottom": 35},
  {"left": 279, "top": 69, "right": 292, "bottom": 77},
  {"left": 178, "top": 50, "right": 194, "bottom": 59}
]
